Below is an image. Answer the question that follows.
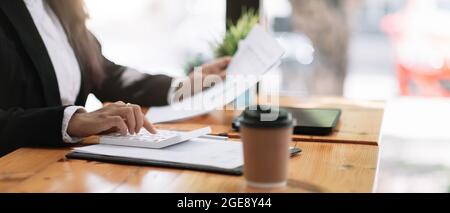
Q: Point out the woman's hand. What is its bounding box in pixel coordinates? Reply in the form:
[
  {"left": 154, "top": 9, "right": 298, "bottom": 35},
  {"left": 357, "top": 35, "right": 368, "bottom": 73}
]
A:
[
  {"left": 192, "top": 56, "right": 232, "bottom": 81},
  {"left": 67, "top": 101, "right": 156, "bottom": 138},
  {"left": 184, "top": 56, "right": 232, "bottom": 95}
]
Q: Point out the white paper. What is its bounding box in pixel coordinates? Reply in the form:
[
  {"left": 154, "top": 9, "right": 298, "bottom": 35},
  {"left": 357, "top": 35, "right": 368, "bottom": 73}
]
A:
[
  {"left": 227, "top": 25, "right": 285, "bottom": 76},
  {"left": 74, "top": 139, "right": 244, "bottom": 169},
  {"left": 147, "top": 25, "right": 285, "bottom": 123}
]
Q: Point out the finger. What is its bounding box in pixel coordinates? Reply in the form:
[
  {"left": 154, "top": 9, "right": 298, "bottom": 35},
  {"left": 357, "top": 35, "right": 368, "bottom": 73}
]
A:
[
  {"left": 119, "top": 106, "right": 136, "bottom": 134},
  {"left": 219, "top": 71, "right": 227, "bottom": 80},
  {"left": 217, "top": 56, "right": 232, "bottom": 68},
  {"left": 131, "top": 104, "right": 144, "bottom": 133},
  {"left": 99, "top": 127, "right": 120, "bottom": 135},
  {"left": 103, "top": 101, "right": 125, "bottom": 109},
  {"left": 106, "top": 106, "right": 136, "bottom": 134},
  {"left": 208, "top": 67, "right": 223, "bottom": 75},
  {"left": 143, "top": 118, "right": 157, "bottom": 134},
  {"left": 104, "top": 116, "right": 128, "bottom": 135},
  {"left": 113, "top": 101, "right": 126, "bottom": 107}
]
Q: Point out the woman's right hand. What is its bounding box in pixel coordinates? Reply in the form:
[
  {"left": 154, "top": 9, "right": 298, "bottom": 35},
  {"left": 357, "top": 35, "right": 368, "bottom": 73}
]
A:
[{"left": 67, "top": 101, "right": 157, "bottom": 138}]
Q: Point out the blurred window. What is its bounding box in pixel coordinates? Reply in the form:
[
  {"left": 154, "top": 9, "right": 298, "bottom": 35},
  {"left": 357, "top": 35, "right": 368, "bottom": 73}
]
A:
[{"left": 85, "top": 0, "right": 226, "bottom": 77}]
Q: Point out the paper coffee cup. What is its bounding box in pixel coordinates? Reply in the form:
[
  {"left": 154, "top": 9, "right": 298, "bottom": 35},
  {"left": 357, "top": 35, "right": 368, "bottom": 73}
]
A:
[{"left": 240, "top": 106, "right": 293, "bottom": 189}]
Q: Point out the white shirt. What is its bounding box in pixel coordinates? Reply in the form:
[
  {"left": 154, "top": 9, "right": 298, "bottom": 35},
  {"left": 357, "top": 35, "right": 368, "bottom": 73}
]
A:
[
  {"left": 24, "top": 0, "right": 81, "bottom": 106},
  {"left": 24, "top": 0, "right": 83, "bottom": 143}
]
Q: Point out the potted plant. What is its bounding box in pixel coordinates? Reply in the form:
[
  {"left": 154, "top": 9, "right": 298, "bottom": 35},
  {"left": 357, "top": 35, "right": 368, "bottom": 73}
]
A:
[
  {"left": 215, "top": 9, "right": 259, "bottom": 58},
  {"left": 184, "top": 9, "right": 260, "bottom": 107},
  {"left": 185, "top": 9, "right": 259, "bottom": 74}
]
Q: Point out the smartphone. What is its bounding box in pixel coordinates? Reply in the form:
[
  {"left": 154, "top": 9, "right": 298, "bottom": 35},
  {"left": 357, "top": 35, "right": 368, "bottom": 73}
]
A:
[{"left": 232, "top": 107, "right": 341, "bottom": 136}]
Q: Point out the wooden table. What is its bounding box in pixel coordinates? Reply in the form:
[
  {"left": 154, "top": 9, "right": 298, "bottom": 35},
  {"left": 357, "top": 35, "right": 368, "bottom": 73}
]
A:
[{"left": 0, "top": 97, "right": 384, "bottom": 192}]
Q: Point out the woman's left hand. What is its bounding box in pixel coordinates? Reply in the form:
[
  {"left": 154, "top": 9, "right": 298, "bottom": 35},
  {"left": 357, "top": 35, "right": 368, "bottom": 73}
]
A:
[
  {"left": 186, "top": 56, "right": 232, "bottom": 94},
  {"left": 170, "top": 57, "right": 232, "bottom": 102},
  {"left": 194, "top": 56, "right": 232, "bottom": 81}
]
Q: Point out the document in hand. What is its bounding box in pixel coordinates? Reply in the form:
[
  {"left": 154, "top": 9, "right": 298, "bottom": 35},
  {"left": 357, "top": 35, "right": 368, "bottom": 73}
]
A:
[{"left": 147, "top": 25, "right": 285, "bottom": 123}]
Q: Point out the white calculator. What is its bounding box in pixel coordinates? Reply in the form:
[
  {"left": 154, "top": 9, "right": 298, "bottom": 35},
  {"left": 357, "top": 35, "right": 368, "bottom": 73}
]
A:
[{"left": 99, "top": 127, "right": 212, "bottom": 149}]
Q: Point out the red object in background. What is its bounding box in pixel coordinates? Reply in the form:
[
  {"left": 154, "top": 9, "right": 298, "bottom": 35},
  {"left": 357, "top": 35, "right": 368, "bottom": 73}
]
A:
[
  {"left": 396, "top": 63, "right": 450, "bottom": 96},
  {"left": 381, "top": 3, "right": 450, "bottom": 97}
]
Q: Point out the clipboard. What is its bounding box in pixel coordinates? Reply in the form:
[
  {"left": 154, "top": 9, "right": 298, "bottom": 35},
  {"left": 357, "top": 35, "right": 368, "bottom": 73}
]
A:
[{"left": 66, "top": 147, "right": 302, "bottom": 176}]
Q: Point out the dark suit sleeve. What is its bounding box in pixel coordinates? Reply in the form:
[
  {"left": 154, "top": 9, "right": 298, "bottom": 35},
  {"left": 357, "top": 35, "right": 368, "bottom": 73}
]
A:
[
  {"left": 93, "top": 59, "right": 173, "bottom": 107},
  {"left": 85, "top": 31, "right": 174, "bottom": 106},
  {"left": 0, "top": 106, "right": 68, "bottom": 156}
]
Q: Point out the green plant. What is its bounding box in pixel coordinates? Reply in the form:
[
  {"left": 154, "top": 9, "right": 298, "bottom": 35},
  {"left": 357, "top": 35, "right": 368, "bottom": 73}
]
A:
[{"left": 215, "top": 9, "right": 259, "bottom": 57}]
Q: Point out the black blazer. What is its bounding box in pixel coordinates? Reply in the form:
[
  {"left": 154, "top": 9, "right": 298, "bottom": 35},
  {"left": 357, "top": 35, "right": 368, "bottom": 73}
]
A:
[{"left": 0, "top": 0, "right": 173, "bottom": 156}]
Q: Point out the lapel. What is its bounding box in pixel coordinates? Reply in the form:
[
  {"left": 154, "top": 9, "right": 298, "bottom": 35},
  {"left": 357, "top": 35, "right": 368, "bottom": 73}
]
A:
[
  {"left": 0, "top": 0, "right": 61, "bottom": 106},
  {"left": 74, "top": 63, "right": 88, "bottom": 106}
]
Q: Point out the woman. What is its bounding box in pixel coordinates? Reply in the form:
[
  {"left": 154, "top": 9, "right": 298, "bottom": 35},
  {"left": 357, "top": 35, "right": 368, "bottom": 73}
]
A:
[{"left": 0, "top": 0, "right": 230, "bottom": 156}]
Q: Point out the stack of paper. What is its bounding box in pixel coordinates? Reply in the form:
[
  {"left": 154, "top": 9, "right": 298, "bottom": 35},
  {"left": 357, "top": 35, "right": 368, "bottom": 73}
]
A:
[{"left": 73, "top": 139, "right": 244, "bottom": 170}]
